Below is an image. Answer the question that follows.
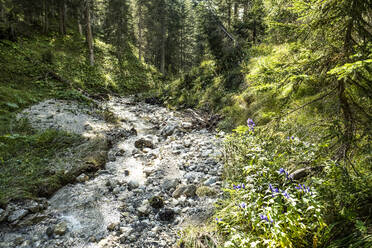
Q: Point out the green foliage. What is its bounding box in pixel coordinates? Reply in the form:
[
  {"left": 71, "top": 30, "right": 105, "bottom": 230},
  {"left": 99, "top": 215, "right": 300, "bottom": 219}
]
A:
[
  {"left": 217, "top": 126, "right": 327, "bottom": 247},
  {"left": 212, "top": 123, "right": 372, "bottom": 247},
  {"left": 0, "top": 31, "right": 154, "bottom": 205},
  {"left": 0, "top": 121, "right": 83, "bottom": 204}
]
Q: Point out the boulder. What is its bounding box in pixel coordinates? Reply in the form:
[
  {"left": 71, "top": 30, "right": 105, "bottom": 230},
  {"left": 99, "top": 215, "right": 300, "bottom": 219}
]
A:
[
  {"left": 158, "top": 208, "right": 175, "bottom": 222},
  {"left": 149, "top": 196, "right": 164, "bottom": 209},
  {"left": 203, "top": 177, "right": 218, "bottom": 186},
  {"left": 8, "top": 209, "right": 29, "bottom": 223},
  {"left": 128, "top": 180, "right": 140, "bottom": 190},
  {"left": 134, "top": 138, "right": 155, "bottom": 149},
  {"left": 196, "top": 186, "right": 218, "bottom": 197},
  {"left": 137, "top": 205, "right": 150, "bottom": 217},
  {"left": 76, "top": 173, "right": 89, "bottom": 183},
  {"left": 46, "top": 226, "right": 54, "bottom": 237},
  {"left": 107, "top": 222, "right": 119, "bottom": 231},
  {"left": 172, "top": 184, "right": 197, "bottom": 198},
  {"left": 0, "top": 208, "right": 7, "bottom": 223},
  {"left": 54, "top": 222, "right": 68, "bottom": 235},
  {"left": 160, "top": 125, "right": 177, "bottom": 138},
  {"left": 289, "top": 167, "right": 311, "bottom": 180},
  {"left": 161, "top": 178, "right": 180, "bottom": 192}
]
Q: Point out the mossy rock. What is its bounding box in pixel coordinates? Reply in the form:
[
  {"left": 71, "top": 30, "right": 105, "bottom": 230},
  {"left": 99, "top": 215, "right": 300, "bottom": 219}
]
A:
[
  {"left": 149, "top": 196, "right": 164, "bottom": 209},
  {"left": 196, "top": 186, "right": 218, "bottom": 197}
]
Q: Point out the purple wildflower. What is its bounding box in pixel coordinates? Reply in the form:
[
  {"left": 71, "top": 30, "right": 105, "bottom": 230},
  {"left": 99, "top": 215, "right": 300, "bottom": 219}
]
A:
[
  {"left": 295, "top": 184, "right": 311, "bottom": 194},
  {"left": 240, "top": 202, "right": 246, "bottom": 209},
  {"left": 279, "top": 168, "right": 286, "bottom": 174},
  {"left": 283, "top": 191, "right": 290, "bottom": 199},
  {"left": 269, "top": 184, "right": 273, "bottom": 192},
  {"left": 259, "top": 214, "right": 272, "bottom": 223},
  {"left": 247, "top": 118, "right": 256, "bottom": 131}
]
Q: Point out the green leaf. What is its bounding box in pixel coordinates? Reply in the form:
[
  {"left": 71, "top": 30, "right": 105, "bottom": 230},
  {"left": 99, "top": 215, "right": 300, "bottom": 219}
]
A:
[{"left": 5, "top": 102, "right": 19, "bottom": 109}]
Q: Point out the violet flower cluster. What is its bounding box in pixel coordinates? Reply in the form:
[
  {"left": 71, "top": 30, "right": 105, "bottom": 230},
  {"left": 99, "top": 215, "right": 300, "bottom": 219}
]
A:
[
  {"left": 259, "top": 214, "right": 274, "bottom": 223},
  {"left": 233, "top": 183, "right": 246, "bottom": 190},
  {"left": 295, "top": 184, "right": 312, "bottom": 195},
  {"left": 247, "top": 118, "right": 256, "bottom": 132},
  {"left": 279, "top": 167, "right": 292, "bottom": 180}
]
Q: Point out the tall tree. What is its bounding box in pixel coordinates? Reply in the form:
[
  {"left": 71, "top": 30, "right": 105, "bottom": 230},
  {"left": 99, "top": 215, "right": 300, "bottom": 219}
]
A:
[{"left": 85, "top": 0, "right": 94, "bottom": 65}]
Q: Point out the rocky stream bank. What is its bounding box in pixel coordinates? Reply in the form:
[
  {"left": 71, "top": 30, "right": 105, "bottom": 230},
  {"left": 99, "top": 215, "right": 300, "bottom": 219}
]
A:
[{"left": 0, "top": 97, "right": 225, "bottom": 248}]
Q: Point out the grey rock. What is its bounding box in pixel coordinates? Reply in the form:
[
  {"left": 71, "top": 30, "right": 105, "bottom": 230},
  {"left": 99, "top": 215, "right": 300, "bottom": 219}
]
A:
[
  {"left": 54, "top": 222, "right": 68, "bottom": 235},
  {"left": 289, "top": 167, "right": 311, "bottom": 180},
  {"left": 27, "top": 200, "right": 44, "bottom": 213},
  {"left": 8, "top": 209, "right": 29, "bottom": 223},
  {"left": 84, "top": 124, "right": 93, "bottom": 131},
  {"left": 172, "top": 184, "right": 197, "bottom": 198},
  {"left": 158, "top": 208, "right": 175, "bottom": 222},
  {"left": 19, "top": 240, "right": 33, "bottom": 248},
  {"left": 149, "top": 196, "right": 164, "bottom": 209},
  {"left": 13, "top": 237, "right": 24, "bottom": 246},
  {"left": 137, "top": 205, "right": 150, "bottom": 217},
  {"left": 18, "top": 213, "right": 47, "bottom": 227},
  {"left": 113, "top": 187, "right": 121, "bottom": 195},
  {"left": 115, "top": 149, "right": 125, "bottom": 156},
  {"left": 119, "top": 234, "right": 127, "bottom": 243},
  {"left": 162, "top": 178, "right": 180, "bottom": 191},
  {"left": 107, "top": 222, "right": 120, "bottom": 231},
  {"left": 128, "top": 180, "right": 140, "bottom": 190},
  {"left": 46, "top": 226, "right": 54, "bottom": 237},
  {"left": 0, "top": 208, "right": 6, "bottom": 223},
  {"left": 161, "top": 125, "right": 177, "bottom": 138},
  {"left": 120, "top": 226, "right": 134, "bottom": 236},
  {"left": 203, "top": 177, "right": 218, "bottom": 186},
  {"left": 134, "top": 138, "right": 154, "bottom": 149},
  {"left": 183, "top": 185, "right": 197, "bottom": 198},
  {"left": 76, "top": 173, "right": 89, "bottom": 183}
]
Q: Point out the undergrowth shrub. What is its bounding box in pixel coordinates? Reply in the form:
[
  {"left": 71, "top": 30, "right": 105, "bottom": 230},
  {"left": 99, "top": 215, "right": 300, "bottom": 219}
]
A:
[
  {"left": 218, "top": 125, "right": 327, "bottom": 247},
  {"left": 215, "top": 123, "right": 372, "bottom": 247}
]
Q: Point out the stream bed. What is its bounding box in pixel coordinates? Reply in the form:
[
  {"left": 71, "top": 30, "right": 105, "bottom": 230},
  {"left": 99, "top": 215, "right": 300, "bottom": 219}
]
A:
[{"left": 0, "top": 97, "right": 225, "bottom": 248}]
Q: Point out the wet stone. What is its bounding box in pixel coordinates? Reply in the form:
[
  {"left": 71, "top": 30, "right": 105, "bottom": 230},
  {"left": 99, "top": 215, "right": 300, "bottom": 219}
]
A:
[
  {"left": 134, "top": 138, "right": 154, "bottom": 149},
  {"left": 158, "top": 208, "right": 176, "bottom": 222},
  {"left": 54, "top": 221, "right": 68, "bottom": 235},
  {"left": 162, "top": 178, "right": 180, "bottom": 191},
  {"left": 0, "top": 208, "right": 6, "bottom": 222},
  {"left": 172, "top": 184, "right": 197, "bottom": 198},
  {"left": 128, "top": 180, "right": 140, "bottom": 190},
  {"left": 46, "top": 226, "right": 54, "bottom": 237},
  {"left": 8, "top": 209, "right": 29, "bottom": 223},
  {"left": 76, "top": 173, "right": 89, "bottom": 183},
  {"left": 149, "top": 196, "right": 164, "bottom": 209},
  {"left": 107, "top": 222, "right": 119, "bottom": 231},
  {"left": 203, "top": 176, "right": 218, "bottom": 186}
]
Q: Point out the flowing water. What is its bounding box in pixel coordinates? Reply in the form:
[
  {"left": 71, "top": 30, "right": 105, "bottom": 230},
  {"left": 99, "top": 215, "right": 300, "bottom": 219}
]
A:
[{"left": 0, "top": 97, "right": 224, "bottom": 248}]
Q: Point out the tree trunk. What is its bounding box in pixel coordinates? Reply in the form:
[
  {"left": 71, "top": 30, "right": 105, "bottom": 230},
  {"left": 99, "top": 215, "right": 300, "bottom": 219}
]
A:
[
  {"left": 85, "top": 0, "right": 95, "bottom": 66},
  {"left": 243, "top": 2, "right": 248, "bottom": 21},
  {"left": 227, "top": 0, "right": 231, "bottom": 28},
  {"left": 138, "top": 3, "right": 143, "bottom": 62},
  {"left": 58, "top": 0, "right": 66, "bottom": 35},
  {"left": 42, "top": 0, "right": 49, "bottom": 34},
  {"left": 233, "top": 2, "right": 238, "bottom": 20},
  {"left": 0, "top": 2, "right": 4, "bottom": 22},
  {"left": 77, "top": 8, "right": 83, "bottom": 36},
  {"left": 160, "top": 9, "right": 166, "bottom": 75},
  {"left": 63, "top": 2, "right": 67, "bottom": 34},
  {"left": 252, "top": 20, "right": 257, "bottom": 43}
]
